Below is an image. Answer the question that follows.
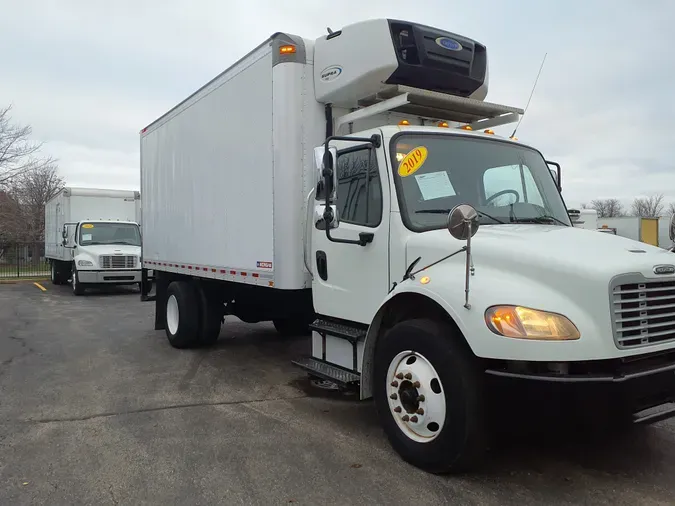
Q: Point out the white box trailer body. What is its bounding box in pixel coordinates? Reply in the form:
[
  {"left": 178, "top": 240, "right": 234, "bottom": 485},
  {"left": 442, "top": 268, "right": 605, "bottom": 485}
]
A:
[
  {"left": 140, "top": 18, "right": 675, "bottom": 474},
  {"left": 45, "top": 187, "right": 142, "bottom": 293},
  {"left": 141, "top": 35, "right": 322, "bottom": 290}
]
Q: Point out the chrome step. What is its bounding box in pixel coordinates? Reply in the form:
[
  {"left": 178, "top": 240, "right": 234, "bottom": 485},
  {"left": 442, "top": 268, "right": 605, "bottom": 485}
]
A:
[{"left": 291, "top": 356, "right": 360, "bottom": 387}]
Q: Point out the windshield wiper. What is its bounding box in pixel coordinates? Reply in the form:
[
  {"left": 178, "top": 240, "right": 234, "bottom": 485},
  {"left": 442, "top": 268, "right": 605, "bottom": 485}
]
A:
[
  {"left": 511, "top": 215, "right": 569, "bottom": 226},
  {"left": 113, "top": 241, "right": 139, "bottom": 246},
  {"left": 416, "top": 208, "right": 506, "bottom": 224}
]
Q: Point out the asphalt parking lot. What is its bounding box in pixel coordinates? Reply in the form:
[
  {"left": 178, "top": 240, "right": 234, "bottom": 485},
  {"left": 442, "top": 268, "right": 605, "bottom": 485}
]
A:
[{"left": 2, "top": 282, "right": 675, "bottom": 505}]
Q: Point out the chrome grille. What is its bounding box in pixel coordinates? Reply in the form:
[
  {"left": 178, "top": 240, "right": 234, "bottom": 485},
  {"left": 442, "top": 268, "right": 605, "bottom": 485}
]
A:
[
  {"left": 99, "top": 255, "right": 137, "bottom": 269},
  {"left": 611, "top": 275, "right": 675, "bottom": 349}
]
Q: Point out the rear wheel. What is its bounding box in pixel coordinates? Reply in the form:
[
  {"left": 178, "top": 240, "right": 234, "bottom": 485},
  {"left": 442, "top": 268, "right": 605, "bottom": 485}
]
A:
[
  {"left": 373, "top": 318, "right": 488, "bottom": 474},
  {"left": 197, "top": 285, "right": 223, "bottom": 346},
  {"left": 50, "top": 262, "right": 60, "bottom": 285},
  {"left": 165, "top": 281, "right": 200, "bottom": 348}
]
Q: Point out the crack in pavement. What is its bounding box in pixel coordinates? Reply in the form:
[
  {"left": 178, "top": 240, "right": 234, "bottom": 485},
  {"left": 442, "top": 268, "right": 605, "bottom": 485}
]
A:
[{"left": 12, "top": 394, "right": 309, "bottom": 425}]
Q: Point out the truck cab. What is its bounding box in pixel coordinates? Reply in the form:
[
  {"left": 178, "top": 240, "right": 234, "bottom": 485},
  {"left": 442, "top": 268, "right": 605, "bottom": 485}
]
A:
[
  {"left": 61, "top": 219, "right": 142, "bottom": 295},
  {"left": 299, "top": 19, "right": 675, "bottom": 472}
]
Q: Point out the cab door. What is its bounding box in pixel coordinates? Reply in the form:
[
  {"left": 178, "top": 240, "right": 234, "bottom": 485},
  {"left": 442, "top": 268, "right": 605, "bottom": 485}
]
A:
[{"left": 310, "top": 131, "right": 391, "bottom": 324}]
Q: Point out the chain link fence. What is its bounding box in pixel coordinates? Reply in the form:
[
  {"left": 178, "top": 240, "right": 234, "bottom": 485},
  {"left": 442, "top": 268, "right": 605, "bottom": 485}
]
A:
[{"left": 0, "top": 242, "right": 49, "bottom": 279}]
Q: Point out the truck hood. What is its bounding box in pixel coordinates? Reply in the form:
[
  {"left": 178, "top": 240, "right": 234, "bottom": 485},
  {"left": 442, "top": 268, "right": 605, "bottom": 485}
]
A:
[
  {"left": 77, "top": 244, "right": 141, "bottom": 256},
  {"left": 406, "top": 225, "right": 675, "bottom": 283}
]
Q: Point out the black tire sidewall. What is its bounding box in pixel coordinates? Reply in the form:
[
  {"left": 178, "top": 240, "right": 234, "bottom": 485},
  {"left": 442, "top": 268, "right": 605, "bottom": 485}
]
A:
[
  {"left": 373, "top": 318, "right": 486, "bottom": 473},
  {"left": 197, "top": 285, "right": 221, "bottom": 346}
]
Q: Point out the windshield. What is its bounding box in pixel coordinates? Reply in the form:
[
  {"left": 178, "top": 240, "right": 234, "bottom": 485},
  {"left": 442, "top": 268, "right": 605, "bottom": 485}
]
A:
[
  {"left": 391, "top": 133, "right": 571, "bottom": 231},
  {"left": 78, "top": 222, "right": 141, "bottom": 246}
]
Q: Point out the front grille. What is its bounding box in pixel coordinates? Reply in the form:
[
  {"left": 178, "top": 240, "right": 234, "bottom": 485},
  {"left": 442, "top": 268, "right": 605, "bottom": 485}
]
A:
[
  {"left": 611, "top": 275, "right": 675, "bottom": 348},
  {"left": 99, "top": 255, "right": 137, "bottom": 269}
]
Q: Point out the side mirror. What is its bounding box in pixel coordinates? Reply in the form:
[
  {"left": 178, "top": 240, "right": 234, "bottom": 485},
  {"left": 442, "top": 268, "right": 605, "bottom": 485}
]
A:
[
  {"left": 313, "top": 146, "right": 337, "bottom": 199},
  {"left": 62, "top": 228, "right": 67, "bottom": 239},
  {"left": 546, "top": 160, "right": 562, "bottom": 192},
  {"left": 446, "top": 204, "right": 479, "bottom": 310},
  {"left": 447, "top": 204, "right": 480, "bottom": 240},
  {"left": 670, "top": 214, "right": 675, "bottom": 242},
  {"left": 314, "top": 204, "right": 339, "bottom": 230}
]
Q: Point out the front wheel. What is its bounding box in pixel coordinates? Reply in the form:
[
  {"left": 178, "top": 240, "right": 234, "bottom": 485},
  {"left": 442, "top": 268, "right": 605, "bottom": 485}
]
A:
[
  {"left": 373, "top": 319, "right": 488, "bottom": 474},
  {"left": 71, "top": 268, "right": 85, "bottom": 295}
]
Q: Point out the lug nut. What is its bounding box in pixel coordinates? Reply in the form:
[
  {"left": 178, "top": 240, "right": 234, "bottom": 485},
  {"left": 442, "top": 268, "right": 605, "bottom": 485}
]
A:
[
  {"left": 416, "top": 408, "right": 424, "bottom": 415},
  {"left": 390, "top": 393, "right": 398, "bottom": 400},
  {"left": 391, "top": 381, "right": 399, "bottom": 387},
  {"left": 417, "top": 395, "right": 425, "bottom": 402},
  {"left": 402, "top": 415, "right": 410, "bottom": 422},
  {"left": 394, "top": 406, "right": 402, "bottom": 413},
  {"left": 404, "top": 373, "right": 412, "bottom": 380},
  {"left": 410, "top": 416, "right": 418, "bottom": 423},
  {"left": 413, "top": 381, "right": 421, "bottom": 388},
  {"left": 396, "top": 373, "right": 404, "bottom": 380}
]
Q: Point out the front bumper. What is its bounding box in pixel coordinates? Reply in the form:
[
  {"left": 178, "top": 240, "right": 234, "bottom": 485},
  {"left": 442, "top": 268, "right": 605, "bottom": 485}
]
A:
[
  {"left": 78, "top": 269, "right": 141, "bottom": 284},
  {"left": 486, "top": 349, "right": 675, "bottom": 425}
]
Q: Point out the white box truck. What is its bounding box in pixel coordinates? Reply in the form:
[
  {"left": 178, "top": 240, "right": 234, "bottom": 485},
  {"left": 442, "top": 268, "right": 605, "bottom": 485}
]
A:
[
  {"left": 140, "top": 18, "right": 675, "bottom": 473},
  {"left": 45, "top": 187, "right": 142, "bottom": 295}
]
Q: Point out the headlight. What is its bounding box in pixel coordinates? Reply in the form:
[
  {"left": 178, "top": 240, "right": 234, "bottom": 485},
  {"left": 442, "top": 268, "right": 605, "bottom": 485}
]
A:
[
  {"left": 485, "top": 305, "right": 580, "bottom": 341},
  {"left": 77, "top": 260, "right": 93, "bottom": 267}
]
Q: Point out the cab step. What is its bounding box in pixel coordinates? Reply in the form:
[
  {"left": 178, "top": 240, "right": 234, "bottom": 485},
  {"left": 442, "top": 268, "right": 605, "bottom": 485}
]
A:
[
  {"left": 309, "top": 318, "right": 367, "bottom": 343},
  {"left": 291, "top": 357, "right": 360, "bottom": 387}
]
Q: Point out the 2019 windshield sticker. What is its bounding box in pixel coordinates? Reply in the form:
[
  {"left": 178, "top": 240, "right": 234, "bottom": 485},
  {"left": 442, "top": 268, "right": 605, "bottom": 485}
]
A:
[{"left": 398, "top": 146, "right": 428, "bottom": 177}]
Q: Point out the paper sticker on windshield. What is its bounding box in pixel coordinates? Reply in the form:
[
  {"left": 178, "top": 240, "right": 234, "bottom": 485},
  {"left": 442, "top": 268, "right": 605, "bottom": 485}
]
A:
[
  {"left": 398, "top": 146, "right": 428, "bottom": 177},
  {"left": 415, "top": 171, "right": 456, "bottom": 201},
  {"left": 82, "top": 234, "right": 92, "bottom": 241},
  {"left": 82, "top": 224, "right": 94, "bottom": 229}
]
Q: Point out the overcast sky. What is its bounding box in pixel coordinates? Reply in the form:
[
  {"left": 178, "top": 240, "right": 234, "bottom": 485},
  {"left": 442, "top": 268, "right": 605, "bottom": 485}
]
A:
[{"left": 1, "top": 0, "right": 673, "bottom": 209}]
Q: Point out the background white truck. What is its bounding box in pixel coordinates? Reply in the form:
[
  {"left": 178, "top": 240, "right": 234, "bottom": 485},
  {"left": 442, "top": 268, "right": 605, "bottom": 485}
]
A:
[
  {"left": 140, "top": 18, "right": 675, "bottom": 473},
  {"left": 45, "top": 187, "right": 143, "bottom": 295}
]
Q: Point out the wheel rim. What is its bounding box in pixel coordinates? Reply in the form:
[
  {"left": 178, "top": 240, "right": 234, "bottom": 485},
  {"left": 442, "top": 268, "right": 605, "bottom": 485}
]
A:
[
  {"left": 386, "top": 350, "right": 446, "bottom": 443},
  {"left": 166, "top": 294, "right": 179, "bottom": 335}
]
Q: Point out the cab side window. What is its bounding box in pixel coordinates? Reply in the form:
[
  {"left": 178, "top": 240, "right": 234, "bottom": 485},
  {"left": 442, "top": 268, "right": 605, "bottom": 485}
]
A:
[{"left": 335, "top": 147, "right": 382, "bottom": 227}]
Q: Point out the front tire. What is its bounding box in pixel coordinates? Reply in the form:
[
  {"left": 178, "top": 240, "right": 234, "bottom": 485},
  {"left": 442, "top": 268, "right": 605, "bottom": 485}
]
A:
[
  {"left": 373, "top": 318, "right": 487, "bottom": 474},
  {"left": 71, "top": 268, "right": 85, "bottom": 295},
  {"left": 165, "top": 281, "right": 200, "bottom": 349}
]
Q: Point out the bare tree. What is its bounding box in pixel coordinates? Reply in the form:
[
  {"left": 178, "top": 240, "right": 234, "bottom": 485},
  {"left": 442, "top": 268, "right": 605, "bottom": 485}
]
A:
[
  {"left": 631, "top": 193, "right": 665, "bottom": 217},
  {"left": 0, "top": 105, "right": 56, "bottom": 187},
  {"left": 8, "top": 164, "right": 64, "bottom": 241},
  {"left": 590, "top": 198, "right": 624, "bottom": 218},
  {"left": 666, "top": 202, "right": 675, "bottom": 216},
  {"left": 0, "top": 190, "right": 23, "bottom": 242}
]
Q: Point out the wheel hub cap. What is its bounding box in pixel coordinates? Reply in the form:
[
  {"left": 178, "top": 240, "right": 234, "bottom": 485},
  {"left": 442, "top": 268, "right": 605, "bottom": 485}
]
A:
[{"left": 386, "top": 350, "right": 446, "bottom": 443}]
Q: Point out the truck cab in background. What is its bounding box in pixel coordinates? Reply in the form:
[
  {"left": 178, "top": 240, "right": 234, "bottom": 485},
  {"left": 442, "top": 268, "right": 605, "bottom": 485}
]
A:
[
  {"left": 45, "top": 187, "right": 143, "bottom": 295},
  {"left": 60, "top": 219, "right": 142, "bottom": 295}
]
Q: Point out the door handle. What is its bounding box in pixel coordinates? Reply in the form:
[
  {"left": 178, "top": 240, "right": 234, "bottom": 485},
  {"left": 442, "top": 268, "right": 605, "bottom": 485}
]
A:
[{"left": 316, "top": 250, "right": 328, "bottom": 281}]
